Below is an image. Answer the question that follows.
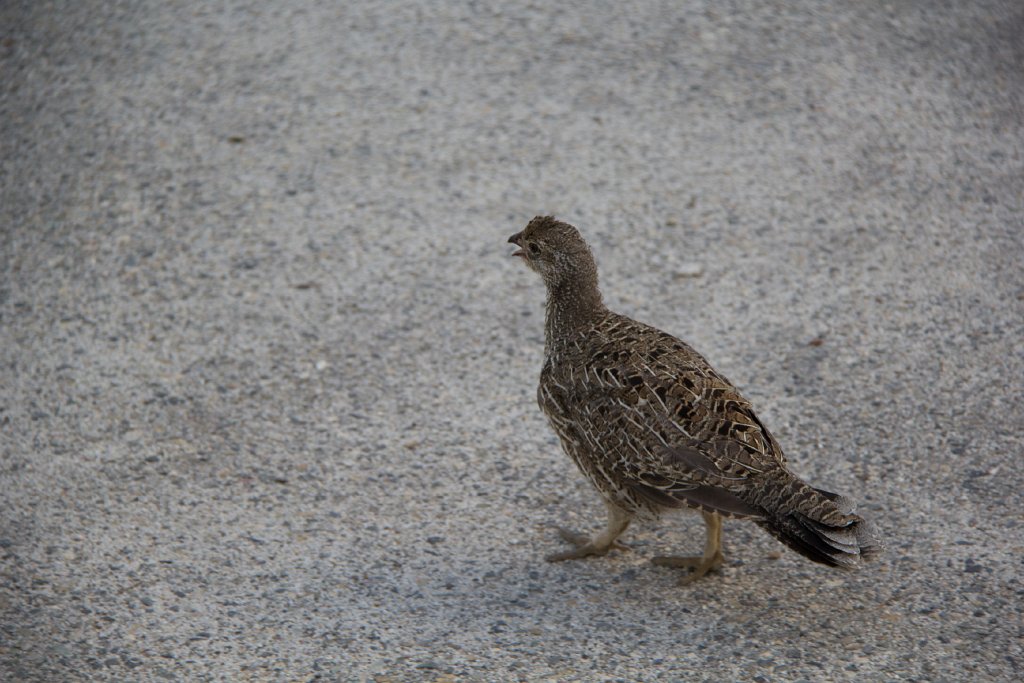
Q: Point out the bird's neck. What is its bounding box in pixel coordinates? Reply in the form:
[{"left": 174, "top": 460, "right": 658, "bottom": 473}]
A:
[{"left": 544, "top": 276, "right": 605, "bottom": 352}]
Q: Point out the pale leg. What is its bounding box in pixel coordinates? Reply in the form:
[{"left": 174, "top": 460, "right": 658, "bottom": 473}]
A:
[
  {"left": 651, "top": 511, "right": 725, "bottom": 584},
  {"left": 546, "top": 500, "right": 632, "bottom": 562}
]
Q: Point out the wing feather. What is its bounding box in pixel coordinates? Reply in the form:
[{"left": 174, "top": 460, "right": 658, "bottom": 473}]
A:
[{"left": 558, "top": 347, "right": 785, "bottom": 518}]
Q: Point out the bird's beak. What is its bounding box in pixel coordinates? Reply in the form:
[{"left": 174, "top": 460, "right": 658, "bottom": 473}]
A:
[{"left": 508, "top": 231, "right": 525, "bottom": 259}]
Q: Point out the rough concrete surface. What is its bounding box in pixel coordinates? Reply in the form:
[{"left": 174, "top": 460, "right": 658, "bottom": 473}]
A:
[{"left": 2, "top": 1, "right": 1023, "bottom": 681}]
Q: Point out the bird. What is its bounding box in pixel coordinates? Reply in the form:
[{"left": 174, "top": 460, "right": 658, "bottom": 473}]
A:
[{"left": 508, "top": 215, "right": 881, "bottom": 584}]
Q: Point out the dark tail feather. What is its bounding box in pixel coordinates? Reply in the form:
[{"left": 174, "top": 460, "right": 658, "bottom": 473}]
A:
[{"left": 757, "top": 485, "right": 882, "bottom": 568}]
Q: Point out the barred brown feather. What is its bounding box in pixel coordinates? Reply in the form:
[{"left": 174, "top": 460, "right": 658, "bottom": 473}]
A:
[{"left": 509, "top": 216, "right": 881, "bottom": 577}]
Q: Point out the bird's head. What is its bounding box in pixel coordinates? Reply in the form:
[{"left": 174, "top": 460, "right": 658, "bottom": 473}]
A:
[{"left": 508, "top": 216, "right": 598, "bottom": 289}]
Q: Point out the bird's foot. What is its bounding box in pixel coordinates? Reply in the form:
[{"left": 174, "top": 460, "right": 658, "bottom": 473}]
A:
[
  {"left": 544, "top": 527, "right": 630, "bottom": 562},
  {"left": 651, "top": 552, "right": 724, "bottom": 585}
]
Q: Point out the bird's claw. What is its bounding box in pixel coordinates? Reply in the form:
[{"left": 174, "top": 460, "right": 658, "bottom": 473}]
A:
[
  {"left": 545, "top": 526, "right": 629, "bottom": 562},
  {"left": 651, "top": 553, "right": 724, "bottom": 584}
]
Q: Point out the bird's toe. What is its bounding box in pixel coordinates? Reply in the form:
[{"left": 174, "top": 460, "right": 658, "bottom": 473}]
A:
[
  {"left": 652, "top": 552, "right": 724, "bottom": 584},
  {"left": 555, "top": 527, "right": 592, "bottom": 548},
  {"left": 545, "top": 526, "right": 629, "bottom": 562}
]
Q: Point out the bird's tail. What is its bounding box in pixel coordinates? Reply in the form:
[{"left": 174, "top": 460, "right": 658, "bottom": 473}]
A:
[{"left": 755, "top": 473, "right": 882, "bottom": 569}]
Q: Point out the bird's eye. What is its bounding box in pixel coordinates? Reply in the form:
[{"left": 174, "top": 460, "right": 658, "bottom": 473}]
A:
[{"left": 528, "top": 242, "right": 541, "bottom": 254}]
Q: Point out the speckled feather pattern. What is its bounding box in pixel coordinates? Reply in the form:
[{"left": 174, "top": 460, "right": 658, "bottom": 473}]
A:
[
  {"left": 511, "top": 216, "right": 881, "bottom": 569},
  {"left": 539, "top": 311, "right": 779, "bottom": 518}
]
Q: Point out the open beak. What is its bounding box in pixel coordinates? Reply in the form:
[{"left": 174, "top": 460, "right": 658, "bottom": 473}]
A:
[{"left": 507, "top": 231, "right": 525, "bottom": 259}]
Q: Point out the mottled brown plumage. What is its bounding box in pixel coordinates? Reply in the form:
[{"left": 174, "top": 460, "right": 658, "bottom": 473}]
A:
[{"left": 509, "top": 216, "right": 881, "bottom": 583}]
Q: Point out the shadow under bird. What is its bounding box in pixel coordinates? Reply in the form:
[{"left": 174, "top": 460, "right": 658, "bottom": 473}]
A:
[{"left": 508, "top": 215, "right": 881, "bottom": 584}]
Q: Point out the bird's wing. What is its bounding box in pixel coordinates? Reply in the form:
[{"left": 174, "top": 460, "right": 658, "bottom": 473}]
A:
[{"left": 565, "top": 355, "right": 785, "bottom": 518}]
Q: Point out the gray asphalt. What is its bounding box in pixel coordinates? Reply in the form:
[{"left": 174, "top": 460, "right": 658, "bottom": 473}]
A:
[{"left": 2, "top": 1, "right": 1023, "bottom": 681}]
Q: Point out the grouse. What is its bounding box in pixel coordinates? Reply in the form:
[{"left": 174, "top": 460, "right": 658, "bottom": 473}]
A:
[{"left": 508, "top": 216, "right": 881, "bottom": 584}]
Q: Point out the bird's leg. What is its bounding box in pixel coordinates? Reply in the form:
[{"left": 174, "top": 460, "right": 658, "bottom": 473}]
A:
[
  {"left": 546, "top": 501, "right": 632, "bottom": 562},
  {"left": 651, "top": 511, "right": 725, "bottom": 584}
]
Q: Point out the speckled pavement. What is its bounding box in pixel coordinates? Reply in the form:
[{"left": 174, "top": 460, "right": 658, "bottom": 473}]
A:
[{"left": 2, "top": 1, "right": 1022, "bottom": 681}]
